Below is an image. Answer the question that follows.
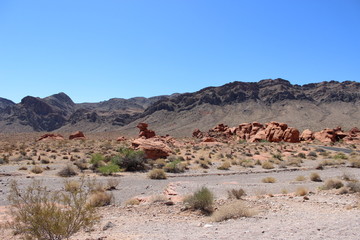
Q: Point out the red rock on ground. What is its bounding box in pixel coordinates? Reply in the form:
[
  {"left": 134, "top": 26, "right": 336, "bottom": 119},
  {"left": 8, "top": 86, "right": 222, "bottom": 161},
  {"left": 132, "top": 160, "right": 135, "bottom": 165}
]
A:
[
  {"left": 202, "top": 137, "right": 216, "bottom": 142},
  {"left": 300, "top": 129, "right": 314, "bottom": 141},
  {"left": 132, "top": 138, "right": 172, "bottom": 160},
  {"left": 137, "top": 122, "right": 156, "bottom": 139},
  {"left": 283, "top": 127, "right": 300, "bottom": 143},
  {"left": 313, "top": 129, "right": 336, "bottom": 143},
  {"left": 116, "top": 136, "right": 127, "bottom": 142},
  {"left": 69, "top": 131, "right": 86, "bottom": 140},
  {"left": 37, "top": 133, "right": 64, "bottom": 141}
]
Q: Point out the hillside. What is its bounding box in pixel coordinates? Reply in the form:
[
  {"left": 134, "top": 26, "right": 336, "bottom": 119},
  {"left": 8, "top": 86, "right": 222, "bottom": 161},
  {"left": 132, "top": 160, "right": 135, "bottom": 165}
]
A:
[{"left": 0, "top": 79, "right": 359, "bottom": 135}]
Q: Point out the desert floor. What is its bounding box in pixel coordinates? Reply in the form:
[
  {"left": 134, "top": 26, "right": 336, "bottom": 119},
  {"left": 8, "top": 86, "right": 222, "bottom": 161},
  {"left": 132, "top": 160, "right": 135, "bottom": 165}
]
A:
[{"left": 0, "top": 134, "right": 360, "bottom": 240}]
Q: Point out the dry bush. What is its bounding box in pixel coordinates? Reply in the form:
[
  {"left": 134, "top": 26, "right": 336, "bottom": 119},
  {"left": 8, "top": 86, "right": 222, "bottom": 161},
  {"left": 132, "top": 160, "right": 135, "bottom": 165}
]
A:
[
  {"left": 18, "top": 166, "right": 27, "bottom": 170},
  {"left": 125, "top": 198, "right": 140, "bottom": 206},
  {"left": 149, "top": 195, "right": 168, "bottom": 204},
  {"left": 74, "top": 159, "right": 89, "bottom": 170},
  {"left": 347, "top": 181, "right": 360, "bottom": 193},
  {"left": 184, "top": 187, "right": 214, "bottom": 214},
  {"left": 227, "top": 188, "right": 246, "bottom": 199},
  {"left": 261, "top": 161, "right": 274, "bottom": 169},
  {"left": 105, "top": 178, "right": 120, "bottom": 190},
  {"left": 88, "top": 190, "right": 113, "bottom": 207},
  {"left": 164, "top": 160, "right": 186, "bottom": 173},
  {"left": 211, "top": 201, "right": 256, "bottom": 222},
  {"left": 310, "top": 172, "right": 322, "bottom": 182},
  {"left": 148, "top": 169, "right": 167, "bottom": 179},
  {"left": 217, "top": 161, "right": 231, "bottom": 170},
  {"left": 295, "top": 175, "right": 306, "bottom": 181},
  {"left": 7, "top": 179, "right": 98, "bottom": 240},
  {"left": 31, "top": 165, "right": 43, "bottom": 174},
  {"left": 350, "top": 158, "right": 360, "bottom": 168},
  {"left": 295, "top": 187, "right": 308, "bottom": 196},
  {"left": 322, "top": 178, "right": 344, "bottom": 190},
  {"left": 262, "top": 177, "right": 276, "bottom": 183},
  {"left": 58, "top": 165, "right": 78, "bottom": 177}
]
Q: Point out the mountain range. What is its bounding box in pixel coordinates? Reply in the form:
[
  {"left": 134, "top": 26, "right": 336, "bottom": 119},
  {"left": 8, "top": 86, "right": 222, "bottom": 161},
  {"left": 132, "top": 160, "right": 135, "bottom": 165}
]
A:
[{"left": 1, "top": 78, "right": 359, "bottom": 136}]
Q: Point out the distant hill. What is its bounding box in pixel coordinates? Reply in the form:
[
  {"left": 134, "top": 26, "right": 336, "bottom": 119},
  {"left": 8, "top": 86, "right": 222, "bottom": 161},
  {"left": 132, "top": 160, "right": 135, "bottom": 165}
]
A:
[{"left": 0, "top": 79, "right": 359, "bottom": 135}]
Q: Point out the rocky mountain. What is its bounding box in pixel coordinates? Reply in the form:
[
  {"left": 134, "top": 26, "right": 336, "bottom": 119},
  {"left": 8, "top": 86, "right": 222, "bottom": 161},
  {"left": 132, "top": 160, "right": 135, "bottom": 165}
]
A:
[
  {"left": 119, "top": 79, "right": 360, "bottom": 136},
  {"left": 0, "top": 79, "right": 359, "bottom": 135},
  {"left": 0, "top": 97, "right": 15, "bottom": 109}
]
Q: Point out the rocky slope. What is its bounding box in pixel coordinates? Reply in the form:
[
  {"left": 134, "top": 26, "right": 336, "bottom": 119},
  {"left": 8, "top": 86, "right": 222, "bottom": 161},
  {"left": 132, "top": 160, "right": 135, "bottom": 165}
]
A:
[{"left": 0, "top": 79, "right": 359, "bottom": 134}]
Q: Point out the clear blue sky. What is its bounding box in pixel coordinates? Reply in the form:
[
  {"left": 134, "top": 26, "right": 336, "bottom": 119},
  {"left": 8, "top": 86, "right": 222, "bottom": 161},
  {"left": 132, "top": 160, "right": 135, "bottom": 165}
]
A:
[{"left": 1, "top": 0, "right": 359, "bottom": 103}]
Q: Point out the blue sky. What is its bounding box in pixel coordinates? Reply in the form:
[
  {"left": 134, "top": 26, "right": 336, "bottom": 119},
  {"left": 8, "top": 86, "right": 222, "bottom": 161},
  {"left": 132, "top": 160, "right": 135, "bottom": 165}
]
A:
[{"left": 0, "top": 0, "right": 359, "bottom": 103}]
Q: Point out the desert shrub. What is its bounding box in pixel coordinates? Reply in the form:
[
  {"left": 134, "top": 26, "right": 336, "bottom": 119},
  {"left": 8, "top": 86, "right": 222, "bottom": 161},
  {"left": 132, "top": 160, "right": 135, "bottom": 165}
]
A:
[
  {"left": 308, "top": 151, "right": 318, "bottom": 158},
  {"left": 295, "top": 187, "right": 308, "bottom": 196},
  {"left": 217, "top": 161, "right": 231, "bottom": 170},
  {"left": 0, "top": 156, "right": 9, "bottom": 164},
  {"left": 58, "top": 165, "right": 78, "bottom": 177},
  {"left": 310, "top": 172, "right": 322, "bottom": 182},
  {"left": 88, "top": 190, "right": 113, "bottom": 207},
  {"left": 97, "top": 163, "right": 120, "bottom": 176},
  {"left": 333, "top": 153, "right": 348, "bottom": 160},
  {"left": 262, "top": 177, "right": 276, "bottom": 183},
  {"left": 31, "top": 166, "right": 43, "bottom": 174},
  {"left": 272, "top": 153, "right": 283, "bottom": 161},
  {"left": 112, "top": 148, "right": 146, "bottom": 171},
  {"left": 347, "top": 181, "right": 360, "bottom": 193},
  {"left": 148, "top": 169, "right": 167, "bottom": 179},
  {"left": 105, "top": 178, "right": 120, "bottom": 190},
  {"left": 241, "top": 159, "right": 255, "bottom": 168},
  {"left": 125, "top": 198, "right": 140, "bottom": 206},
  {"left": 184, "top": 187, "right": 214, "bottom": 214},
  {"left": 154, "top": 158, "right": 166, "bottom": 168},
  {"left": 90, "top": 153, "right": 105, "bottom": 167},
  {"left": 199, "top": 160, "right": 210, "bottom": 169},
  {"left": 164, "top": 160, "right": 185, "bottom": 173},
  {"left": 8, "top": 180, "right": 98, "bottom": 240},
  {"left": 211, "top": 201, "right": 255, "bottom": 222},
  {"left": 262, "top": 161, "right": 274, "bottom": 169},
  {"left": 74, "top": 159, "right": 89, "bottom": 170},
  {"left": 297, "top": 153, "right": 306, "bottom": 159},
  {"left": 322, "top": 178, "right": 344, "bottom": 190},
  {"left": 18, "top": 166, "right": 28, "bottom": 170},
  {"left": 295, "top": 175, "right": 306, "bottom": 181},
  {"left": 350, "top": 158, "right": 360, "bottom": 168},
  {"left": 40, "top": 158, "right": 50, "bottom": 164},
  {"left": 227, "top": 188, "right": 246, "bottom": 199}
]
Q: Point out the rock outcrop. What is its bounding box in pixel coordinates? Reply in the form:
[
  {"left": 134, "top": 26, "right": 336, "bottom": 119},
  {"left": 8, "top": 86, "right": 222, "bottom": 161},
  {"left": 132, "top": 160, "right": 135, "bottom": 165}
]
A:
[
  {"left": 132, "top": 138, "right": 172, "bottom": 159},
  {"left": 37, "top": 133, "right": 64, "bottom": 141},
  {"left": 137, "top": 122, "right": 156, "bottom": 139},
  {"left": 69, "top": 131, "right": 86, "bottom": 140}
]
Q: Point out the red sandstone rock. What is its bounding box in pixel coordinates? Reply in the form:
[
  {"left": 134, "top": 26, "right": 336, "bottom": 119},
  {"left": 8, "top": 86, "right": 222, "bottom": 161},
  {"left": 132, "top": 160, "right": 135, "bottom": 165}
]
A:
[
  {"left": 137, "top": 122, "right": 156, "bottom": 139},
  {"left": 116, "top": 136, "right": 127, "bottom": 142},
  {"left": 192, "top": 129, "right": 203, "bottom": 138},
  {"left": 282, "top": 127, "right": 300, "bottom": 143},
  {"left": 132, "top": 138, "right": 172, "bottom": 160},
  {"left": 300, "top": 129, "right": 314, "bottom": 141},
  {"left": 202, "top": 137, "right": 216, "bottom": 142},
  {"left": 313, "top": 129, "right": 336, "bottom": 143},
  {"left": 69, "top": 131, "right": 85, "bottom": 140},
  {"left": 38, "top": 133, "right": 64, "bottom": 141}
]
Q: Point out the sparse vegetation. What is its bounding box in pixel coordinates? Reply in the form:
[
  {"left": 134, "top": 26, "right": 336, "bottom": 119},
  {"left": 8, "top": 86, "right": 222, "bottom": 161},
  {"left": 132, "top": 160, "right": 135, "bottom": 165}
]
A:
[
  {"left": 184, "top": 187, "right": 214, "bottom": 214},
  {"left": 211, "top": 201, "right": 256, "bottom": 222},
  {"left": 164, "top": 160, "right": 185, "bottom": 173},
  {"left": 295, "top": 187, "right": 308, "bottom": 196},
  {"left": 322, "top": 178, "right": 344, "bottom": 190},
  {"left": 295, "top": 175, "right": 306, "bottom": 181},
  {"left": 262, "top": 177, "right": 276, "bottom": 183},
  {"left": 8, "top": 179, "right": 98, "bottom": 240},
  {"left": 31, "top": 165, "right": 43, "bottom": 174},
  {"left": 112, "top": 148, "right": 146, "bottom": 171},
  {"left": 227, "top": 188, "right": 246, "bottom": 199},
  {"left": 262, "top": 161, "right": 274, "bottom": 169},
  {"left": 310, "top": 172, "right": 322, "bottom": 182},
  {"left": 148, "top": 169, "right": 167, "bottom": 179},
  {"left": 97, "top": 163, "right": 120, "bottom": 176},
  {"left": 58, "top": 165, "right": 78, "bottom": 177},
  {"left": 217, "top": 161, "right": 231, "bottom": 170}
]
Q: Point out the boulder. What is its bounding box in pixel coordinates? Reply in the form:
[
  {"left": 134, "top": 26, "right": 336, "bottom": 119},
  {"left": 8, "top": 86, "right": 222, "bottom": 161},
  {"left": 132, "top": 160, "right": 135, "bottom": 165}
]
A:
[
  {"left": 264, "top": 122, "right": 285, "bottom": 142},
  {"left": 38, "top": 133, "right": 64, "bottom": 141},
  {"left": 282, "top": 127, "right": 300, "bottom": 143},
  {"left": 137, "top": 122, "right": 156, "bottom": 139},
  {"left": 313, "top": 129, "right": 336, "bottom": 143},
  {"left": 69, "top": 131, "right": 85, "bottom": 140},
  {"left": 132, "top": 138, "right": 172, "bottom": 160},
  {"left": 300, "top": 129, "right": 314, "bottom": 141}
]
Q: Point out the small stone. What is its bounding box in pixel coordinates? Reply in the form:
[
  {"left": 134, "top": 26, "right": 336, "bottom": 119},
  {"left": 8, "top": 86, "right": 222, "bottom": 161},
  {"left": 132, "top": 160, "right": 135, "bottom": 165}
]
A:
[{"left": 102, "top": 221, "right": 115, "bottom": 231}]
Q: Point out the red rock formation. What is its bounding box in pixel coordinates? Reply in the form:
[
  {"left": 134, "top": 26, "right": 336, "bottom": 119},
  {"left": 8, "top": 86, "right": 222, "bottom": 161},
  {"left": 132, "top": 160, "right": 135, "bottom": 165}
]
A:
[
  {"left": 116, "top": 136, "right": 127, "bottom": 142},
  {"left": 282, "top": 127, "right": 300, "bottom": 143},
  {"left": 300, "top": 129, "right": 314, "bottom": 141},
  {"left": 69, "top": 131, "right": 85, "bottom": 140},
  {"left": 37, "top": 133, "right": 64, "bottom": 141},
  {"left": 313, "top": 129, "right": 336, "bottom": 143},
  {"left": 192, "top": 129, "right": 203, "bottom": 138},
  {"left": 132, "top": 138, "right": 172, "bottom": 159},
  {"left": 137, "top": 122, "right": 156, "bottom": 139},
  {"left": 202, "top": 137, "right": 216, "bottom": 142}
]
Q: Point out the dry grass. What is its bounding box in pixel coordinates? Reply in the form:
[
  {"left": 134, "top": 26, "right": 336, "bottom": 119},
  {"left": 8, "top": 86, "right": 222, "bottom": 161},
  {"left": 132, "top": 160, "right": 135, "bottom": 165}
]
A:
[
  {"left": 295, "top": 175, "right": 306, "bottom": 181},
  {"left": 30, "top": 165, "right": 43, "bottom": 174},
  {"left": 125, "top": 198, "right": 140, "bottom": 206},
  {"left": 227, "top": 188, "right": 246, "bottom": 199},
  {"left": 58, "top": 165, "right": 78, "bottom": 177},
  {"left": 148, "top": 169, "right": 167, "bottom": 179},
  {"left": 310, "top": 172, "right": 322, "bottom": 182},
  {"left": 261, "top": 161, "right": 274, "bottom": 169},
  {"left": 322, "top": 178, "right": 344, "bottom": 190},
  {"left": 88, "top": 190, "right": 113, "bottom": 207},
  {"left": 262, "top": 177, "right": 276, "bottom": 183},
  {"left": 295, "top": 187, "right": 308, "bottom": 196},
  {"left": 211, "top": 201, "right": 256, "bottom": 222},
  {"left": 217, "top": 161, "right": 231, "bottom": 170}
]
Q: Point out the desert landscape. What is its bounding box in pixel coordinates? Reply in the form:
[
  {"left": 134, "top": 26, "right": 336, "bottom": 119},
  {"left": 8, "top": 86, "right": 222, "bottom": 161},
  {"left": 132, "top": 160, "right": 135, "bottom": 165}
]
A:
[{"left": 1, "top": 119, "right": 360, "bottom": 240}]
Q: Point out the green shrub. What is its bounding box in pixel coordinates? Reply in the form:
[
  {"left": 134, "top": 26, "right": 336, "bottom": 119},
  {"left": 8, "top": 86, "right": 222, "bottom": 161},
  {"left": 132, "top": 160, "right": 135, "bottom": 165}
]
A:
[
  {"left": 8, "top": 179, "right": 98, "bottom": 240},
  {"left": 97, "top": 164, "right": 120, "bottom": 176},
  {"left": 90, "top": 153, "right": 105, "bottom": 168},
  {"left": 148, "top": 169, "right": 167, "bottom": 179},
  {"left": 184, "top": 187, "right": 214, "bottom": 214},
  {"left": 112, "top": 148, "right": 146, "bottom": 171},
  {"left": 164, "top": 160, "right": 185, "bottom": 173}
]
